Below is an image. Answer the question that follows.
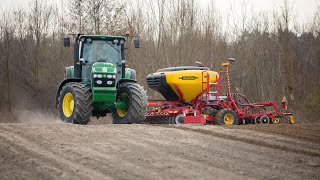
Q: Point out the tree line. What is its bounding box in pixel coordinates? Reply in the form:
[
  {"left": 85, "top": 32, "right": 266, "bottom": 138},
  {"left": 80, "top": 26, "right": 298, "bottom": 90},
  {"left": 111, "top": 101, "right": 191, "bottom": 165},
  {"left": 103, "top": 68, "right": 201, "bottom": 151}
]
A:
[{"left": 0, "top": 0, "right": 319, "bottom": 122}]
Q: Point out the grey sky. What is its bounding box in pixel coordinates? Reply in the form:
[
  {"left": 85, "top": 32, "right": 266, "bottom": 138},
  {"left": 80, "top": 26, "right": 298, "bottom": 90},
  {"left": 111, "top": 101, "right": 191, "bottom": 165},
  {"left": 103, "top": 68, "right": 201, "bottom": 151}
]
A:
[
  {"left": 211, "top": 0, "right": 319, "bottom": 25},
  {"left": 0, "top": 0, "right": 319, "bottom": 28}
]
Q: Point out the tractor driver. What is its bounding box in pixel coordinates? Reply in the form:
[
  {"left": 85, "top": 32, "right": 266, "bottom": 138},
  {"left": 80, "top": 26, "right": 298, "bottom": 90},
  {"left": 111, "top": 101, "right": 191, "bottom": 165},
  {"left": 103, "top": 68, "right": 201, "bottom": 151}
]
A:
[{"left": 82, "top": 40, "right": 119, "bottom": 65}]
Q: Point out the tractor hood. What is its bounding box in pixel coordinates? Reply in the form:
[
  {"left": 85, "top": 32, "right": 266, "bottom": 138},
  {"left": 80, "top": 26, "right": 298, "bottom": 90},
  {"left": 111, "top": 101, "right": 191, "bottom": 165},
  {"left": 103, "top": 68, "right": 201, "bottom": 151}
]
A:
[{"left": 92, "top": 62, "right": 116, "bottom": 74}]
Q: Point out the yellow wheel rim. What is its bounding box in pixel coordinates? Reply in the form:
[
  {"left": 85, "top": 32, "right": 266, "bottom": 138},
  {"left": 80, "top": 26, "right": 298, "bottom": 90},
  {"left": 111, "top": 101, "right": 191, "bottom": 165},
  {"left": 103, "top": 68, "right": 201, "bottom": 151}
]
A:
[
  {"left": 62, "top": 93, "right": 74, "bottom": 117},
  {"left": 116, "top": 93, "right": 129, "bottom": 117},
  {"left": 224, "top": 113, "right": 234, "bottom": 125},
  {"left": 289, "top": 116, "right": 295, "bottom": 124},
  {"left": 272, "top": 118, "right": 280, "bottom": 124}
]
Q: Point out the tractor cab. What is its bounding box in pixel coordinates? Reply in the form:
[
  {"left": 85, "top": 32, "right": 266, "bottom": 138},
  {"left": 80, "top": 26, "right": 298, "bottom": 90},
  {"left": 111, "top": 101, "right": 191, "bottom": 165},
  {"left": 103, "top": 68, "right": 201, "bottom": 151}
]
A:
[
  {"left": 79, "top": 35, "right": 126, "bottom": 83},
  {"left": 79, "top": 35, "right": 124, "bottom": 65},
  {"left": 64, "top": 35, "right": 130, "bottom": 83}
]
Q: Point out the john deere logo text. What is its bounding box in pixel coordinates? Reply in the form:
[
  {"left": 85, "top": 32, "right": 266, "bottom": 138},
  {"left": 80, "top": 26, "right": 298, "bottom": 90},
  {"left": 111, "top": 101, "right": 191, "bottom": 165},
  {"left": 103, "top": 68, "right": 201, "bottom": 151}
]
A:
[{"left": 179, "top": 76, "right": 198, "bottom": 80}]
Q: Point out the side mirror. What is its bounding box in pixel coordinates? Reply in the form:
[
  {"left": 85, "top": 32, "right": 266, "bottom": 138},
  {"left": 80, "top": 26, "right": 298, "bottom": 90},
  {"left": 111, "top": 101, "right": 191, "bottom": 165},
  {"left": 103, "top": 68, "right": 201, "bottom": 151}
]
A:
[
  {"left": 64, "top": 37, "right": 71, "bottom": 47},
  {"left": 121, "top": 60, "right": 126, "bottom": 78},
  {"left": 134, "top": 39, "right": 140, "bottom": 48}
]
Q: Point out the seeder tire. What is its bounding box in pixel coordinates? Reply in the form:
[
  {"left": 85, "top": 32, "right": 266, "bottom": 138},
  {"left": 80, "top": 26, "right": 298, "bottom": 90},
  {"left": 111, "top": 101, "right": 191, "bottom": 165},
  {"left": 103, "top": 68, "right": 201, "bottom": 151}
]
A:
[
  {"left": 289, "top": 116, "right": 296, "bottom": 124},
  {"left": 260, "top": 115, "right": 270, "bottom": 124},
  {"left": 175, "top": 114, "right": 186, "bottom": 124},
  {"left": 215, "top": 109, "right": 238, "bottom": 125},
  {"left": 271, "top": 118, "right": 280, "bottom": 124},
  {"left": 254, "top": 116, "right": 261, "bottom": 124}
]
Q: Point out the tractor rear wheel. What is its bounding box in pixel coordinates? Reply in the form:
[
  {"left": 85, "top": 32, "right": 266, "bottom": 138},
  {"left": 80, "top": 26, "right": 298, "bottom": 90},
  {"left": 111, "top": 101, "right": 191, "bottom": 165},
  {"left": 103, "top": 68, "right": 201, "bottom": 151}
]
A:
[
  {"left": 58, "top": 83, "right": 93, "bottom": 124},
  {"left": 215, "top": 108, "right": 238, "bottom": 125},
  {"left": 112, "top": 82, "right": 148, "bottom": 124}
]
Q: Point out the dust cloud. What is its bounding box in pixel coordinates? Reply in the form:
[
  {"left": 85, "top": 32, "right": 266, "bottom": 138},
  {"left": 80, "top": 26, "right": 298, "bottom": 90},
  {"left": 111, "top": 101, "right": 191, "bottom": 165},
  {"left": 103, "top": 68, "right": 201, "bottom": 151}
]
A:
[{"left": 14, "top": 110, "right": 61, "bottom": 124}]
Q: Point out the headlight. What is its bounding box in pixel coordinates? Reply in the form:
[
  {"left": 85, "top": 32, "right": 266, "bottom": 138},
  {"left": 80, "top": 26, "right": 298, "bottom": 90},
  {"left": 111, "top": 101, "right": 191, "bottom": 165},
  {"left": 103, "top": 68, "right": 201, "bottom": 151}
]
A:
[
  {"left": 107, "top": 75, "right": 113, "bottom": 79},
  {"left": 113, "top": 39, "right": 119, "bottom": 44},
  {"left": 96, "top": 74, "right": 103, "bottom": 78},
  {"left": 120, "top": 40, "right": 125, "bottom": 44},
  {"left": 96, "top": 80, "right": 103, "bottom": 85},
  {"left": 107, "top": 81, "right": 113, "bottom": 85}
]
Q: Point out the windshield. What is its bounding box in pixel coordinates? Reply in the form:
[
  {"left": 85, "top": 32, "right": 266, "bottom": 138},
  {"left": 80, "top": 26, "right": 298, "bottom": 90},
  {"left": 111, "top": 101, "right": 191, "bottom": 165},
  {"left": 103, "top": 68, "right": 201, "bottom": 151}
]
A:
[{"left": 81, "top": 40, "right": 122, "bottom": 64}]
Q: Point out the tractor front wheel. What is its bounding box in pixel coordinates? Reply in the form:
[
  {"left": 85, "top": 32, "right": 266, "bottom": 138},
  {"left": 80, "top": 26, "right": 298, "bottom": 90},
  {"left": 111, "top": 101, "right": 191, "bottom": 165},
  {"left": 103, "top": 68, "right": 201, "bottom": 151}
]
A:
[
  {"left": 215, "top": 108, "right": 238, "bottom": 125},
  {"left": 112, "top": 82, "right": 148, "bottom": 124},
  {"left": 58, "top": 83, "right": 93, "bottom": 124}
]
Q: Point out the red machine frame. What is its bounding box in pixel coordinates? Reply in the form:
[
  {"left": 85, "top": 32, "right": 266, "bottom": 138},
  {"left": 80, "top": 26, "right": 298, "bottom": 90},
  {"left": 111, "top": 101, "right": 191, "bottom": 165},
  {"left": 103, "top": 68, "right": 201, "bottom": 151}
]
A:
[{"left": 146, "top": 62, "right": 293, "bottom": 125}]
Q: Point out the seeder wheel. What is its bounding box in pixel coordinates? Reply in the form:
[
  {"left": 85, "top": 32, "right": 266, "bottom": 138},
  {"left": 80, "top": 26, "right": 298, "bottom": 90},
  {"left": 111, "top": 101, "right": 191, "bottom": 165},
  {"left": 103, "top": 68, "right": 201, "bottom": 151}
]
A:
[
  {"left": 289, "top": 116, "right": 296, "bottom": 124},
  {"left": 260, "top": 115, "right": 270, "bottom": 124},
  {"left": 271, "top": 118, "right": 280, "bottom": 124},
  {"left": 254, "top": 116, "right": 260, "bottom": 124},
  {"left": 173, "top": 114, "right": 185, "bottom": 124},
  {"left": 215, "top": 109, "right": 238, "bottom": 125}
]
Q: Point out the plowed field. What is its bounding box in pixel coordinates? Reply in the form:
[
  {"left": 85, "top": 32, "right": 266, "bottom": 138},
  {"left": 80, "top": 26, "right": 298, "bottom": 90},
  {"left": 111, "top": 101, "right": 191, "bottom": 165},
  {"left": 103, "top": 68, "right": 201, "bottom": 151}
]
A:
[{"left": 0, "top": 123, "right": 319, "bottom": 179}]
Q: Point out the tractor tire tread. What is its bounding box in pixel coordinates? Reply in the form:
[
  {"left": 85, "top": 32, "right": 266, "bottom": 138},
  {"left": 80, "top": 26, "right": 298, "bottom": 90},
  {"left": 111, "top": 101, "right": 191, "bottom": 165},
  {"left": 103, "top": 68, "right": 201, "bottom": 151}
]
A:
[
  {"left": 112, "top": 82, "right": 148, "bottom": 124},
  {"left": 58, "top": 83, "right": 93, "bottom": 125}
]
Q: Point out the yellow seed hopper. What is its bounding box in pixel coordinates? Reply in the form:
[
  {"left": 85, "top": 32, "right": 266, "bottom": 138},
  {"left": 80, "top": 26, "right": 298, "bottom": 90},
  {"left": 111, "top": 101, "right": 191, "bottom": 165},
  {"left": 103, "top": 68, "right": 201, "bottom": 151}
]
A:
[{"left": 146, "top": 66, "right": 218, "bottom": 102}]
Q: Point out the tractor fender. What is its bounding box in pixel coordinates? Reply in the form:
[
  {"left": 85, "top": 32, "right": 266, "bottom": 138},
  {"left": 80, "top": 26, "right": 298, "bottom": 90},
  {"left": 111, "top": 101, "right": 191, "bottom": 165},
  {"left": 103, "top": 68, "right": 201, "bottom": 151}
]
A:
[
  {"left": 55, "top": 78, "right": 82, "bottom": 107},
  {"left": 129, "top": 69, "right": 137, "bottom": 81},
  {"left": 117, "top": 79, "right": 137, "bottom": 88},
  {"left": 65, "top": 66, "right": 74, "bottom": 79}
]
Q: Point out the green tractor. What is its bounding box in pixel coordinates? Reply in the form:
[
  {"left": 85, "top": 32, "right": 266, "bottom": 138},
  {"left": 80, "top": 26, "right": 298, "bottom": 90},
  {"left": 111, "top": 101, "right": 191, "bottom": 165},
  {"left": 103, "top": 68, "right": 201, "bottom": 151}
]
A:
[{"left": 55, "top": 33, "right": 148, "bottom": 124}]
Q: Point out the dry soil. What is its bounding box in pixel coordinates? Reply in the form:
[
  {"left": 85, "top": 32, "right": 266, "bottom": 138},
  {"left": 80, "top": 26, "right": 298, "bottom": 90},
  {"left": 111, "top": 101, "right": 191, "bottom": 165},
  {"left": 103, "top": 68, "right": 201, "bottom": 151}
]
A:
[{"left": 0, "top": 123, "right": 319, "bottom": 180}]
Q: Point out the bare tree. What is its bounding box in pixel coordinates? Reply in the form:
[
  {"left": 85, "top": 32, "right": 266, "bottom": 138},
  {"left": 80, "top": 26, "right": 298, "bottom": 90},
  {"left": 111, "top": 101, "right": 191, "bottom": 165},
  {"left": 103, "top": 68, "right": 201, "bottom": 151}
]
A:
[
  {"left": 68, "top": 0, "right": 87, "bottom": 33},
  {"left": 0, "top": 0, "right": 319, "bottom": 121},
  {"left": 85, "top": 0, "right": 125, "bottom": 34},
  {"left": 1, "top": 12, "right": 13, "bottom": 113},
  {"left": 28, "top": 0, "right": 53, "bottom": 89}
]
